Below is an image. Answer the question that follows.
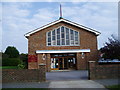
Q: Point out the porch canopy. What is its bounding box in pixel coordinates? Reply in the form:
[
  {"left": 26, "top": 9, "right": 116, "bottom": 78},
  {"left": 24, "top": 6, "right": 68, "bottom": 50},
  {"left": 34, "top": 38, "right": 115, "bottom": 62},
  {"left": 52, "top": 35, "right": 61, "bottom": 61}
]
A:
[{"left": 36, "top": 49, "right": 90, "bottom": 54}]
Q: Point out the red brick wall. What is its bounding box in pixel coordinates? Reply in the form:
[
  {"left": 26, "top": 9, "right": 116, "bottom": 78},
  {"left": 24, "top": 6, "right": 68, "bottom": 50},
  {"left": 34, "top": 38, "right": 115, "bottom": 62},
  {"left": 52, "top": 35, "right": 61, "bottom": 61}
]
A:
[
  {"left": 27, "top": 22, "right": 99, "bottom": 70},
  {"left": 2, "top": 65, "right": 46, "bottom": 83},
  {"left": 88, "top": 61, "right": 120, "bottom": 79}
]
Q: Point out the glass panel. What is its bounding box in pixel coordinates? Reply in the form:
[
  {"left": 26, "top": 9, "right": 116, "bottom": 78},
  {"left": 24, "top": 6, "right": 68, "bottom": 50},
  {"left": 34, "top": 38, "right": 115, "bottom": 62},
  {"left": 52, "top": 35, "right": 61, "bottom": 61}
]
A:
[
  {"left": 70, "top": 29, "right": 74, "bottom": 41},
  {"left": 48, "top": 32, "right": 51, "bottom": 36},
  {"left": 64, "top": 58, "right": 68, "bottom": 69},
  {"left": 75, "top": 41, "right": 79, "bottom": 45},
  {"left": 61, "top": 26, "right": 64, "bottom": 32},
  {"left": 66, "top": 28, "right": 69, "bottom": 33},
  {"left": 52, "top": 30, "right": 55, "bottom": 35},
  {"left": 75, "top": 37, "right": 78, "bottom": 41},
  {"left": 48, "top": 43, "right": 51, "bottom": 45},
  {"left": 48, "top": 37, "right": 51, "bottom": 42},
  {"left": 51, "top": 58, "right": 54, "bottom": 68},
  {"left": 71, "top": 40, "right": 74, "bottom": 45},
  {"left": 66, "top": 40, "right": 69, "bottom": 45},
  {"left": 71, "top": 35, "right": 74, "bottom": 40},
  {"left": 66, "top": 34, "right": 69, "bottom": 39},
  {"left": 75, "top": 31, "right": 78, "bottom": 36},
  {"left": 57, "top": 28, "right": 60, "bottom": 34},
  {"left": 70, "top": 29, "right": 73, "bottom": 34},
  {"left": 57, "top": 40, "right": 60, "bottom": 45},
  {"left": 52, "top": 41, "right": 56, "bottom": 45},
  {"left": 52, "top": 36, "right": 55, "bottom": 40},
  {"left": 61, "top": 33, "right": 64, "bottom": 38},
  {"left": 59, "top": 58, "right": 63, "bottom": 69},
  {"left": 57, "top": 35, "right": 60, "bottom": 39},
  {"left": 62, "top": 39, "right": 65, "bottom": 45},
  {"left": 55, "top": 58, "right": 58, "bottom": 68}
]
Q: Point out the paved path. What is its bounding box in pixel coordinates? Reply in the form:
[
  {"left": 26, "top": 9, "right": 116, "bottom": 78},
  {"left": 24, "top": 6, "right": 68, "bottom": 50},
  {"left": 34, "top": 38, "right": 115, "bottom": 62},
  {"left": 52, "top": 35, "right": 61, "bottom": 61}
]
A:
[
  {"left": 2, "top": 80, "right": 106, "bottom": 88},
  {"left": 46, "top": 70, "right": 88, "bottom": 81},
  {"left": 94, "top": 79, "right": 120, "bottom": 86}
]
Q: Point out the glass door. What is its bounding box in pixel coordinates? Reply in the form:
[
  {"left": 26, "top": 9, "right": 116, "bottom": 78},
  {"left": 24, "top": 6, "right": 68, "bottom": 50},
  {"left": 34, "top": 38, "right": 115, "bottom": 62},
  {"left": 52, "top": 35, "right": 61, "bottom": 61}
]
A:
[
  {"left": 59, "top": 58, "right": 63, "bottom": 70},
  {"left": 68, "top": 58, "right": 76, "bottom": 69},
  {"left": 64, "top": 58, "right": 68, "bottom": 69},
  {"left": 51, "top": 58, "right": 59, "bottom": 70}
]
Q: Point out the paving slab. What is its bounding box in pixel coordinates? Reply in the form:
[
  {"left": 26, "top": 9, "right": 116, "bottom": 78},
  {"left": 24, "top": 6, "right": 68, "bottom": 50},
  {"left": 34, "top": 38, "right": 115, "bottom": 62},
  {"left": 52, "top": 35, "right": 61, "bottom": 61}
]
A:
[
  {"left": 48, "top": 80, "right": 106, "bottom": 88},
  {"left": 46, "top": 70, "right": 88, "bottom": 81},
  {"left": 94, "top": 79, "right": 120, "bottom": 86},
  {"left": 2, "top": 80, "right": 107, "bottom": 89}
]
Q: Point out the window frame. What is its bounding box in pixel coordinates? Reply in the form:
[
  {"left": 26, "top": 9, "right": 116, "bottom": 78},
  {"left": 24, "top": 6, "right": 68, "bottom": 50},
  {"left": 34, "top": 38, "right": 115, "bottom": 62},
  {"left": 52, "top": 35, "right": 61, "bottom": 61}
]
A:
[{"left": 46, "top": 25, "right": 80, "bottom": 46}]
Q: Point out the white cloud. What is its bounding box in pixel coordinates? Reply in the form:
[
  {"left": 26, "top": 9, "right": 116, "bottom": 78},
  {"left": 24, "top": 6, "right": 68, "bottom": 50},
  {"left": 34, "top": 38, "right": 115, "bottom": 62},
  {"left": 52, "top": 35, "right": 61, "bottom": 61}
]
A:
[
  {"left": 62, "top": 2, "right": 118, "bottom": 49},
  {"left": 2, "top": 2, "right": 58, "bottom": 53},
  {"left": 2, "top": 2, "right": 118, "bottom": 53}
]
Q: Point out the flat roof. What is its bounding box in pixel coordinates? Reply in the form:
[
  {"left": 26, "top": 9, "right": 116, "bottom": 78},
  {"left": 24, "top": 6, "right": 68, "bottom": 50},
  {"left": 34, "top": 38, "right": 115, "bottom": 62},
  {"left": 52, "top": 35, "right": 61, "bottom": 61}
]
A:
[{"left": 36, "top": 49, "right": 90, "bottom": 54}]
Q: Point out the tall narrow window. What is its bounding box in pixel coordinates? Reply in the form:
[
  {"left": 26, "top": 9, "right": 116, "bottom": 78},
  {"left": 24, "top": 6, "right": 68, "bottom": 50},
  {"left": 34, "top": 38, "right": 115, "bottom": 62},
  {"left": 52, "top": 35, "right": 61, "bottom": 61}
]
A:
[
  {"left": 70, "top": 29, "right": 74, "bottom": 45},
  {"left": 75, "top": 31, "right": 79, "bottom": 45},
  {"left": 61, "top": 26, "right": 65, "bottom": 45},
  {"left": 66, "top": 27, "right": 69, "bottom": 45},
  {"left": 52, "top": 30, "right": 56, "bottom": 45},
  {"left": 57, "top": 28, "right": 60, "bottom": 45},
  {"left": 47, "top": 31, "right": 51, "bottom": 45},
  {"left": 46, "top": 26, "right": 80, "bottom": 46}
]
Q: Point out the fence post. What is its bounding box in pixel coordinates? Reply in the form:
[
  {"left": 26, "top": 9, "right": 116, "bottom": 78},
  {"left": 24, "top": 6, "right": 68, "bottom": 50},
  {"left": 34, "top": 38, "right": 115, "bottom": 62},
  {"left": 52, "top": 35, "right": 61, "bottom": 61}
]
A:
[
  {"left": 38, "top": 64, "right": 46, "bottom": 82},
  {"left": 88, "top": 61, "right": 96, "bottom": 80}
]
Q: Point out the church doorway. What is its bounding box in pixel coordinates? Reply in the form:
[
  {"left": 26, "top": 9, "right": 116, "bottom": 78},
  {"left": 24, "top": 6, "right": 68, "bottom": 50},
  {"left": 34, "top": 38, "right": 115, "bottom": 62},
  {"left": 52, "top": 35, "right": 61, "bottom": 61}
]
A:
[{"left": 50, "top": 53, "right": 77, "bottom": 70}]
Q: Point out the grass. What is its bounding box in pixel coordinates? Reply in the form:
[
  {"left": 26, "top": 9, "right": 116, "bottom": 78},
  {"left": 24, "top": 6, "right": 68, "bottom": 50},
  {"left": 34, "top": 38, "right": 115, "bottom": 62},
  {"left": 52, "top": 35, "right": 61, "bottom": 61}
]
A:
[
  {"left": 0, "top": 66, "right": 18, "bottom": 69},
  {"left": 1, "top": 88, "right": 49, "bottom": 90},
  {"left": 106, "top": 85, "right": 120, "bottom": 90}
]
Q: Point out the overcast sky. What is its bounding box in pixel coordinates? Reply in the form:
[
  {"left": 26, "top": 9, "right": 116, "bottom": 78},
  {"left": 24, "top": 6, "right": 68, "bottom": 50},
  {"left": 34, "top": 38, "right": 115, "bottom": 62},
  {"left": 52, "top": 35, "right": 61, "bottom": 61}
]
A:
[{"left": 1, "top": 1, "right": 118, "bottom": 53}]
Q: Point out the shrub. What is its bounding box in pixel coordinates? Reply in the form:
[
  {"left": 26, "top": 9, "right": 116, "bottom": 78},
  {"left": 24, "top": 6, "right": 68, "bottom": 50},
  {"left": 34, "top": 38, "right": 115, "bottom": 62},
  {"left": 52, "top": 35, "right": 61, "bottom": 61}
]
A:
[
  {"left": 2, "top": 58, "right": 22, "bottom": 66},
  {"left": 17, "top": 62, "right": 25, "bottom": 69}
]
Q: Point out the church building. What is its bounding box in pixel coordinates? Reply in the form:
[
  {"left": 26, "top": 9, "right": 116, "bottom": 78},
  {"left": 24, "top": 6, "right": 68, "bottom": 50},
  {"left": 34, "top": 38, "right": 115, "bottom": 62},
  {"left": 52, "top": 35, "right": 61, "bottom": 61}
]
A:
[{"left": 25, "top": 6, "right": 100, "bottom": 72}]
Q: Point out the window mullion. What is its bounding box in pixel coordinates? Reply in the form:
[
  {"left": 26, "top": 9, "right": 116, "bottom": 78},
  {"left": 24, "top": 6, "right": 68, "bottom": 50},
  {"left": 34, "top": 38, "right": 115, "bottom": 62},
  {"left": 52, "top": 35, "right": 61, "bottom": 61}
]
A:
[
  {"left": 55, "top": 29, "right": 57, "bottom": 46},
  {"left": 60, "top": 26, "right": 61, "bottom": 45},
  {"left": 51, "top": 31, "right": 52, "bottom": 46},
  {"left": 74, "top": 31, "right": 75, "bottom": 45},
  {"left": 46, "top": 32, "right": 48, "bottom": 46},
  {"left": 69, "top": 28, "right": 71, "bottom": 46},
  {"left": 78, "top": 32, "right": 80, "bottom": 45},
  {"left": 65, "top": 27, "right": 66, "bottom": 45}
]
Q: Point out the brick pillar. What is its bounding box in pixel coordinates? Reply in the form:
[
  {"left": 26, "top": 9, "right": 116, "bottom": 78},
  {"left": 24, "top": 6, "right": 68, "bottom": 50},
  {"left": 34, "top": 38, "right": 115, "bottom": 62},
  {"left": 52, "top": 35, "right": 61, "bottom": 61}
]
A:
[
  {"left": 38, "top": 64, "right": 46, "bottom": 82},
  {"left": 88, "top": 61, "right": 96, "bottom": 80},
  {"left": 46, "top": 54, "right": 51, "bottom": 72},
  {"left": 77, "top": 53, "right": 87, "bottom": 70},
  {"left": 76, "top": 53, "right": 81, "bottom": 70}
]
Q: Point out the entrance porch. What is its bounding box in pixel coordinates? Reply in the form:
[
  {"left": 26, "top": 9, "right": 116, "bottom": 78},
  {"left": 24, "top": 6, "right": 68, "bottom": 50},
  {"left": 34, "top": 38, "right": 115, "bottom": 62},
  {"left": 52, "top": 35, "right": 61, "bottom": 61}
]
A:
[{"left": 36, "top": 49, "right": 90, "bottom": 72}]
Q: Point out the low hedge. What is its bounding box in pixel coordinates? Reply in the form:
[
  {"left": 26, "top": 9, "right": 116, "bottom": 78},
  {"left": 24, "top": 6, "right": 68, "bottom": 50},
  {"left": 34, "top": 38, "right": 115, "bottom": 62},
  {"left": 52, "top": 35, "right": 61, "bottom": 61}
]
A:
[{"left": 2, "top": 58, "right": 22, "bottom": 66}]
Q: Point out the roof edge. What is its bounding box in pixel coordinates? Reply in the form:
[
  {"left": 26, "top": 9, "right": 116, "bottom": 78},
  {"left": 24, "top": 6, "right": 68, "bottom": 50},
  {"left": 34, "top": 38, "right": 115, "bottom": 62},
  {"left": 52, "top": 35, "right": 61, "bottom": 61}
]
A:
[{"left": 24, "top": 18, "right": 101, "bottom": 37}]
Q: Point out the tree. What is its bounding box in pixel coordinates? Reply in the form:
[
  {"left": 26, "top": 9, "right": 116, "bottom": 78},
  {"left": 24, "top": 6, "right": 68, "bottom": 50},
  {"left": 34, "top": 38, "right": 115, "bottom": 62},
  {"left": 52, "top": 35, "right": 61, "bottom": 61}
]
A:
[
  {"left": 100, "top": 35, "right": 120, "bottom": 60},
  {"left": 4, "top": 46, "right": 19, "bottom": 58}
]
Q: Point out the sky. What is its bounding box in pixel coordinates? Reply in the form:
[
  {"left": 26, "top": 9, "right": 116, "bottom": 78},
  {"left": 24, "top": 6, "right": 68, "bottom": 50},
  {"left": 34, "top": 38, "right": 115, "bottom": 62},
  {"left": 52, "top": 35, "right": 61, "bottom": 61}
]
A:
[{"left": 1, "top": 1, "right": 118, "bottom": 53}]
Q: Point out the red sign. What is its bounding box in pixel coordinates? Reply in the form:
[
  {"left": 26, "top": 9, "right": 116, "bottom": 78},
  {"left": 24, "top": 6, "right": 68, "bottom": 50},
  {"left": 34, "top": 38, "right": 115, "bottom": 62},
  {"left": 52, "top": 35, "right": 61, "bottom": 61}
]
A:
[{"left": 28, "top": 55, "right": 37, "bottom": 62}]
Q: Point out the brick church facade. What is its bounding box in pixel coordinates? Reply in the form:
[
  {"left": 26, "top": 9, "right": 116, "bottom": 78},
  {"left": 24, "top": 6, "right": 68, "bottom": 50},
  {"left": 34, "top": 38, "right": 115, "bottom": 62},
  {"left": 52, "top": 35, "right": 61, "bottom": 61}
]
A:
[{"left": 25, "top": 18, "right": 100, "bottom": 72}]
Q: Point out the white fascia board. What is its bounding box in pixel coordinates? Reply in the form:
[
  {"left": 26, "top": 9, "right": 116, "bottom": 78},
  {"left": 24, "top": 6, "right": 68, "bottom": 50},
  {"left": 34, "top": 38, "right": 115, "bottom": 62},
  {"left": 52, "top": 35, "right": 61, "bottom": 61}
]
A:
[
  {"left": 25, "top": 18, "right": 100, "bottom": 37},
  {"left": 24, "top": 19, "right": 62, "bottom": 37},
  {"left": 62, "top": 19, "right": 101, "bottom": 35},
  {"left": 36, "top": 49, "right": 90, "bottom": 54}
]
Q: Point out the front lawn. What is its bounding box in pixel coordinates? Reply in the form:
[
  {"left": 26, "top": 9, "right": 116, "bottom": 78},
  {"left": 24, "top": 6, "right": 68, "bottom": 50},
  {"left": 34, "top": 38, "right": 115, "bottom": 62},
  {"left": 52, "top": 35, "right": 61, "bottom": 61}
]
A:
[
  {"left": 106, "top": 85, "right": 120, "bottom": 90},
  {"left": 0, "top": 66, "right": 18, "bottom": 69}
]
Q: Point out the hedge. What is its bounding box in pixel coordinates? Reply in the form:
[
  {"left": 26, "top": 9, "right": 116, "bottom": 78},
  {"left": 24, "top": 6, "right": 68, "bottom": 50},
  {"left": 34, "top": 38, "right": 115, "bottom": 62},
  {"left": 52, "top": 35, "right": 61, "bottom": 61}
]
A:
[{"left": 2, "top": 58, "right": 22, "bottom": 66}]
